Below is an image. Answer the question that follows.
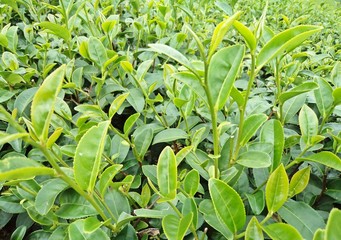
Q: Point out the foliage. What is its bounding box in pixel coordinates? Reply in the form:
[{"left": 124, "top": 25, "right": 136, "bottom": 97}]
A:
[{"left": 0, "top": 0, "right": 340, "bottom": 239}]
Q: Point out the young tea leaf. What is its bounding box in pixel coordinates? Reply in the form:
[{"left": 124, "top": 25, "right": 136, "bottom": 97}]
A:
[
  {"left": 289, "top": 167, "right": 310, "bottom": 197},
  {"left": 256, "top": 25, "right": 322, "bottom": 71},
  {"left": 74, "top": 121, "right": 110, "bottom": 193},
  {"left": 31, "top": 65, "right": 65, "bottom": 141},
  {"left": 207, "top": 45, "right": 245, "bottom": 110},
  {"left": 162, "top": 213, "right": 193, "bottom": 240},
  {"left": 183, "top": 169, "right": 199, "bottom": 197},
  {"left": 299, "top": 105, "right": 318, "bottom": 146},
  {"left": 236, "top": 151, "right": 271, "bottom": 168},
  {"left": 325, "top": 208, "right": 341, "bottom": 240},
  {"left": 245, "top": 217, "right": 264, "bottom": 240},
  {"left": 262, "top": 223, "right": 303, "bottom": 240},
  {"left": 265, "top": 164, "right": 289, "bottom": 214},
  {"left": 240, "top": 114, "right": 267, "bottom": 146},
  {"left": 157, "top": 146, "right": 177, "bottom": 201},
  {"left": 296, "top": 152, "right": 341, "bottom": 171}
]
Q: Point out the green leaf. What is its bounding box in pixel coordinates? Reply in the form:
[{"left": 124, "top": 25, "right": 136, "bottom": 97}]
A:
[
  {"left": 172, "top": 72, "right": 208, "bottom": 105},
  {"left": 109, "top": 93, "right": 129, "bottom": 119},
  {"left": 123, "top": 113, "right": 140, "bottom": 136},
  {"left": 231, "top": 86, "right": 245, "bottom": 107},
  {"left": 256, "top": 25, "right": 322, "bottom": 71},
  {"left": 236, "top": 151, "right": 271, "bottom": 168},
  {"left": 260, "top": 119, "right": 284, "bottom": 171},
  {"left": 265, "top": 164, "right": 289, "bottom": 214},
  {"left": 199, "top": 199, "right": 233, "bottom": 239},
  {"left": 278, "top": 200, "right": 325, "bottom": 240},
  {"left": 35, "top": 179, "right": 69, "bottom": 215},
  {"left": 207, "top": 45, "right": 245, "bottom": 110},
  {"left": 208, "top": 11, "right": 242, "bottom": 59},
  {"left": 104, "top": 189, "right": 130, "bottom": 221},
  {"left": 157, "top": 146, "right": 177, "bottom": 200},
  {"left": 148, "top": 43, "right": 196, "bottom": 73},
  {"left": 313, "top": 229, "right": 325, "bottom": 240},
  {"left": 183, "top": 169, "right": 199, "bottom": 197},
  {"left": 133, "top": 127, "right": 153, "bottom": 159},
  {"left": 37, "top": 22, "right": 71, "bottom": 42},
  {"left": 153, "top": 128, "right": 188, "bottom": 145},
  {"left": 233, "top": 20, "right": 257, "bottom": 52},
  {"left": 289, "top": 167, "right": 310, "bottom": 197},
  {"left": 74, "top": 121, "right": 110, "bottom": 193},
  {"left": 278, "top": 82, "right": 318, "bottom": 104},
  {"left": 246, "top": 190, "right": 265, "bottom": 215},
  {"left": 245, "top": 217, "right": 264, "bottom": 240},
  {"left": 314, "top": 78, "right": 334, "bottom": 119},
  {"left": 325, "top": 208, "right": 341, "bottom": 240},
  {"left": 56, "top": 190, "right": 97, "bottom": 219},
  {"left": 262, "top": 223, "right": 303, "bottom": 240},
  {"left": 0, "top": 157, "right": 54, "bottom": 181},
  {"left": 333, "top": 88, "right": 341, "bottom": 106},
  {"left": 296, "top": 152, "right": 341, "bottom": 171},
  {"left": 10, "top": 225, "right": 26, "bottom": 240},
  {"left": 88, "top": 37, "right": 108, "bottom": 68},
  {"left": 31, "top": 65, "right": 65, "bottom": 141},
  {"left": 209, "top": 178, "right": 246, "bottom": 233},
  {"left": 0, "top": 33, "right": 8, "bottom": 47},
  {"left": 299, "top": 105, "right": 318, "bottom": 145},
  {"left": 240, "top": 114, "right": 267, "bottom": 146},
  {"left": 331, "top": 61, "right": 341, "bottom": 87},
  {"left": 0, "top": 132, "right": 28, "bottom": 146},
  {"left": 68, "top": 218, "right": 110, "bottom": 240},
  {"left": 162, "top": 213, "right": 193, "bottom": 240},
  {"left": 282, "top": 93, "right": 307, "bottom": 123},
  {"left": 98, "top": 164, "right": 123, "bottom": 197}
]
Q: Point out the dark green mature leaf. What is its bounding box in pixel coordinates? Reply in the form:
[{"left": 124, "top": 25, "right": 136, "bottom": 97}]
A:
[
  {"left": 278, "top": 200, "right": 325, "bottom": 240},
  {"left": 256, "top": 25, "right": 322, "bottom": 71},
  {"left": 68, "top": 218, "right": 109, "bottom": 240},
  {"left": 134, "top": 127, "right": 153, "bottom": 159},
  {"left": 246, "top": 190, "right": 265, "bottom": 215},
  {"left": 157, "top": 147, "right": 177, "bottom": 201},
  {"left": 35, "top": 179, "right": 69, "bottom": 215},
  {"left": 162, "top": 213, "right": 193, "bottom": 240},
  {"left": 240, "top": 114, "right": 267, "bottom": 146},
  {"left": 209, "top": 178, "right": 246, "bottom": 233},
  {"left": 207, "top": 45, "right": 245, "bottom": 110},
  {"left": 74, "top": 121, "right": 110, "bottom": 193},
  {"left": 265, "top": 164, "right": 288, "bottom": 214},
  {"left": 260, "top": 119, "right": 284, "bottom": 171},
  {"left": 325, "top": 208, "right": 341, "bottom": 239},
  {"left": 296, "top": 152, "right": 341, "bottom": 171},
  {"left": 31, "top": 65, "right": 65, "bottom": 141},
  {"left": 0, "top": 157, "right": 54, "bottom": 181},
  {"left": 153, "top": 128, "right": 188, "bottom": 144},
  {"left": 10, "top": 225, "right": 26, "bottom": 240},
  {"left": 199, "top": 199, "right": 233, "bottom": 239},
  {"left": 262, "top": 223, "right": 303, "bottom": 240}
]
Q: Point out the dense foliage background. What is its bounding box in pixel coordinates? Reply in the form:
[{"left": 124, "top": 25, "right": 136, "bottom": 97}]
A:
[{"left": 0, "top": 0, "right": 340, "bottom": 239}]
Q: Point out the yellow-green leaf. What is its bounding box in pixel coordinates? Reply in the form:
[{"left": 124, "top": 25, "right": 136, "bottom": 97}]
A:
[{"left": 31, "top": 65, "right": 65, "bottom": 141}]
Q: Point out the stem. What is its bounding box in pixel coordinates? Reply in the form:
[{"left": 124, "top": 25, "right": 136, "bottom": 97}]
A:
[{"left": 233, "top": 54, "right": 256, "bottom": 162}]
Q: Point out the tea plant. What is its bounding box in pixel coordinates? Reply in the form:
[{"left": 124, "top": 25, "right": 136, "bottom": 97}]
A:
[{"left": 0, "top": 0, "right": 340, "bottom": 239}]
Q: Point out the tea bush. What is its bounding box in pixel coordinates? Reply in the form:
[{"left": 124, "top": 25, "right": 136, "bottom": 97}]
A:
[{"left": 0, "top": 0, "right": 340, "bottom": 239}]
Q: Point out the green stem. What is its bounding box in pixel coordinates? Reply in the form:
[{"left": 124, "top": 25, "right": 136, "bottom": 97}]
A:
[{"left": 233, "top": 54, "right": 256, "bottom": 163}]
